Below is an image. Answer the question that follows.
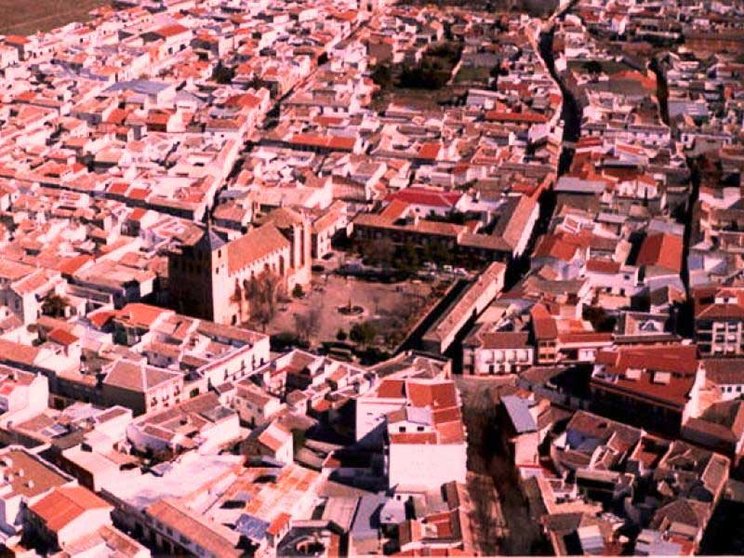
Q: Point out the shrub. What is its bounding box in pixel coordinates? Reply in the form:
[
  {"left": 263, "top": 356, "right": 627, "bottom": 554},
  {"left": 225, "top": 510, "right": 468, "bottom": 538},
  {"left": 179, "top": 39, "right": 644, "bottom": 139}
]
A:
[{"left": 350, "top": 321, "right": 377, "bottom": 346}]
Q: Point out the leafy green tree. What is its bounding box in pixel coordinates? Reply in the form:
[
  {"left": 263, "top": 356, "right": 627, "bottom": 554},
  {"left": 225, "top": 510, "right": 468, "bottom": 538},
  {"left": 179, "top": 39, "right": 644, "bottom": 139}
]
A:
[
  {"left": 212, "top": 61, "right": 235, "bottom": 84},
  {"left": 246, "top": 271, "right": 282, "bottom": 331},
  {"left": 371, "top": 64, "right": 393, "bottom": 88},
  {"left": 424, "top": 242, "right": 453, "bottom": 266},
  {"left": 41, "top": 294, "right": 70, "bottom": 318},
  {"left": 429, "top": 41, "right": 461, "bottom": 63},
  {"left": 294, "top": 301, "right": 321, "bottom": 344},
  {"left": 582, "top": 60, "right": 603, "bottom": 76},
  {"left": 360, "top": 238, "right": 395, "bottom": 268},
  {"left": 394, "top": 241, "right": 420, "bottom": 274},
  {"left": 350, "top": 321, "right": 377, "bottom": 346},
  {"left": 399, "top": 61, "right": 449, "bottom": 89}
]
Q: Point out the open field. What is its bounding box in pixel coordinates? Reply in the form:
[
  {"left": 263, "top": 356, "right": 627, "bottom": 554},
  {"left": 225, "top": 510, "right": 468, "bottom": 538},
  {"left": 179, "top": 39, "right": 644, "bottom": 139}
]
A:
[{"left": 0, "top": 0, "right": 110, "bottom": 36}]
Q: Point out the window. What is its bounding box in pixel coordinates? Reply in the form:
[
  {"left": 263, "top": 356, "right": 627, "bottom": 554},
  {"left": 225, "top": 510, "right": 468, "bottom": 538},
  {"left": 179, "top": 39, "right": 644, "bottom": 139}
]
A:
[{"left": 398, "top": 426, "right": 406, "bottom": 433}]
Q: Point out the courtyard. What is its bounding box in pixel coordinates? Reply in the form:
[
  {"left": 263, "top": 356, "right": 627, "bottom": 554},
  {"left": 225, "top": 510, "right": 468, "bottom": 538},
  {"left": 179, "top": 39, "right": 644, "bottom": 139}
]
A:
[{"left": 264, "top": 272, "right": 439, "bottom": 351}]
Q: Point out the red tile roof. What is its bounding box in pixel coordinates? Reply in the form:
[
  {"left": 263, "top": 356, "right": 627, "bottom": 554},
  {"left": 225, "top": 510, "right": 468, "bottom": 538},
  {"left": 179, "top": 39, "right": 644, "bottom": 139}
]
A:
[
  {"left": 593, "top": 345, "right": 699, "bottom": 410},
  {"left": 376, "top": 379, "right": 406, "bottom": 399},
  {"left": 267, "top": 512, "right": 291, "bottom": 536},
  {"left": 155, "top": 24, "right": 190, "bottom": 38},
  {"left": 29, "top": 486, "right": 111, "bottom": 533},
  {"left": 417, "top": 142, "right": 441, "bottom": 161},
  {"left": 227, "top": 224, "right": 289, "bottom": 275},
  {"left": 57, "top": 254, "right": 92, "bottom": 276},
  {"left": 88, "top": 309, "right": 116, "bottom": 330},
  {"left": 636, "top": 233, "right": 683, "bottom": 272},
  {"left": 386, "top": 187, "right": 462, "bottom": 209},
  {"left": 407, "top": 381, "right": 459, "bottom": 409},
  {"left": 586, "top": 259, "right": 621, "bottom": 274},
  {"left": 48, "top": 328, "right": 79, "bottom": 347},
  {"left": 693, "top": 286, "right": 744, "bottom": 320},
  {"left": 485, "top": 110, "right": 547, "bottom": 124},
  {"left": 597, "top": 344, "right": 698, "bottom": 374},
  {"left": 4, "top": 35, "right": 30, "bottom": 45},
  {"left": 290, "top": 133, "right": 355, "bottom": 152},
  {"left": 115, "top": 303, "right": 169, "bottom": 329},
  {"left": 531, "top": 303, "right": 558, "bottom": 340},
  {"left": 534, "top": 233, "right": 583, "bottom": 262}
]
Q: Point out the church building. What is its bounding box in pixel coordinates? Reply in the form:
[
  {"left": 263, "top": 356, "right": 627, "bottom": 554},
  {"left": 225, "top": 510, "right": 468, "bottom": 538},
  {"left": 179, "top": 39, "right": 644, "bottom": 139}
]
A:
[{"left": 168, "top": 207, "right": 311, "bottom": 325}]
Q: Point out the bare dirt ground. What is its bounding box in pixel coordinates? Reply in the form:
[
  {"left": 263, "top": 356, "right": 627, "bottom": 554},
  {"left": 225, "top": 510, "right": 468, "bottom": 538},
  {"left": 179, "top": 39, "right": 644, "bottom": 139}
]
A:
[{"left": 0, "top": 0, "right": 110, "bottom": 36}]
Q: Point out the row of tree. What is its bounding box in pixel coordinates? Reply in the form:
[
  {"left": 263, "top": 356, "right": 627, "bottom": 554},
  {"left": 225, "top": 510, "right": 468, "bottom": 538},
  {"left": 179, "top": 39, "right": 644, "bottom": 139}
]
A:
[{"left": 358, "top": 238, "right": 455, "bottom": 272}]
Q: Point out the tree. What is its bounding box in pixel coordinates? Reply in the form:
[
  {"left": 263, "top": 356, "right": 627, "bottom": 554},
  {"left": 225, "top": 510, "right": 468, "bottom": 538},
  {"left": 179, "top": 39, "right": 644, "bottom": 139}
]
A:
[
  {"left": 467, "top": 474, "right": 502, "bottom": 555},
  {"left": 428, "top": 41, "right": 461, "bottom": 64},
  {"left": 246, "top": 271, "right": 283, "bottom": 331},
  {"left": 272, "top": 331, "right": 305, "bottom": 351},
  {"left": 425, "top": 241, "right": 453, "bottom": 266},
  {"left": 360, "top": 237, "right": 395, "bottom": 268},
  {"left": 371, "top": 64, "right": 393, "bottom": 89},
  {"left": 336, "top": 328, "right": 348, "bottom": 341},
  {"left": 582, "top": 60, "right": 603, "bottom": 76},
  {"left": 292, "top": 284, "right": 305, "bottom": 298},
  {"left": 584, "top": 306, "right": 616, "bottom": 333},
  {"left": 399, "top": 284, "right": 426, "bottom": 322},
  {"left": 294, "top": 301, "right": 322, "bottom": 344},
  {"left": 394, "top": 241, "right": 420, "bottom": 274},
  {"left": 350, "top": 321, "right": 377, "bottom": 346},
  {"left": 231, "top": 279, "right": 245, "bottom": 323},
  {"left": 399, "top": 61, "right": 449, "bottom": 90},
  {"left": 212, "top": 61, "right": 235, "bottom": 84},
  {"left": 41, "top": 293, "right": 70, "bottom": 318}
]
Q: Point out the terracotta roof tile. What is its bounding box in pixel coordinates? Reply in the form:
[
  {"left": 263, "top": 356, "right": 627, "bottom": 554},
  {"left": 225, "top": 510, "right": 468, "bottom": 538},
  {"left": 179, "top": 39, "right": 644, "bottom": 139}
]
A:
[{"left": 30, "top": 486, "right": 111, "bottom": 533}]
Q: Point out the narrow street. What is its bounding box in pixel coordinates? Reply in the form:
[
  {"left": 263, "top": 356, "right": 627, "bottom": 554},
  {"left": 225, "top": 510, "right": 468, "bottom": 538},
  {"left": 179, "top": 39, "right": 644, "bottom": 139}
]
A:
[
  {"left": 503, "top": 18, "right": 581, "bottom": 290},
  {"left": 539, "top": 28, "right": 581, "bottom": 175},
  {"left": 460, "top": 10, "right": 585, "bottom": 555},
  {"left": 457, "top": 375, "right": 551, "bottom": 555},
  {"left": 650, "top": 52, "right": 699, "bottom": 337}
]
